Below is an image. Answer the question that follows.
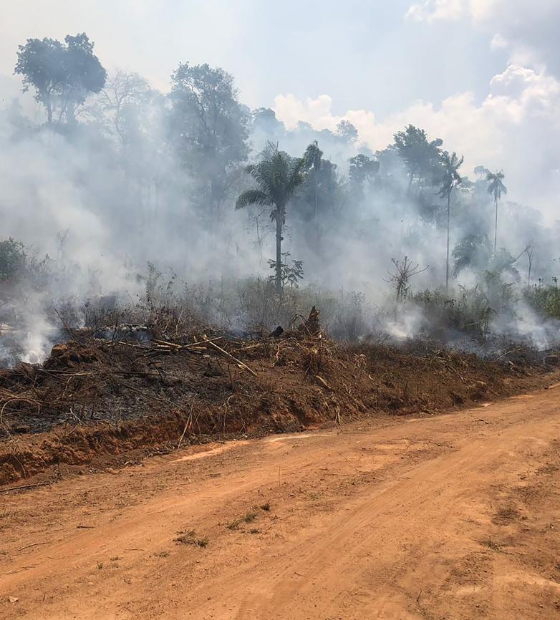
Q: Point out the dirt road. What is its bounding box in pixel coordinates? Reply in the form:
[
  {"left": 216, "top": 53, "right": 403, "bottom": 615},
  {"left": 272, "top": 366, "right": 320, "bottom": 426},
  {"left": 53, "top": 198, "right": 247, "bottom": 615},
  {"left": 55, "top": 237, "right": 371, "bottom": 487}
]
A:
[{"left": 1, "top": 388, "right": 559, "bottom": 619}]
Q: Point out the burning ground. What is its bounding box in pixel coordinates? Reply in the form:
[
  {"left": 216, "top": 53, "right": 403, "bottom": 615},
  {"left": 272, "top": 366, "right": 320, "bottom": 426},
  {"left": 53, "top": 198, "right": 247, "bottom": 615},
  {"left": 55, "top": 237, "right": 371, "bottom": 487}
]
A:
[{"left": 0, "top": 309, "right": 557, "bottom": 486}]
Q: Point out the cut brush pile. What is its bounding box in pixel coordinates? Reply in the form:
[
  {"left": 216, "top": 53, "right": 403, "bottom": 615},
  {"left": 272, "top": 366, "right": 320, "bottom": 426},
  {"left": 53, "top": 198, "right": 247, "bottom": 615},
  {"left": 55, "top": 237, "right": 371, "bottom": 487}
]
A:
[{"left": 0, "top": 308, "right": 555, "bottom": 485}]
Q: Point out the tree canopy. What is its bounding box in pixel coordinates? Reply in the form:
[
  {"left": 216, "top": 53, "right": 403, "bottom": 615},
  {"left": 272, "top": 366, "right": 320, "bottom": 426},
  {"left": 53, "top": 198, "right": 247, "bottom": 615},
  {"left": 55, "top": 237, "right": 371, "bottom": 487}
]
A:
[
  {"left": 394, "top": 125, "right": 443, "bottom": 194},
  {"left": 14, "top": 33, "right": 106, "bottom": 125},
  {"left": 170, "top": 62, "right": 250, "bottom": 217}
]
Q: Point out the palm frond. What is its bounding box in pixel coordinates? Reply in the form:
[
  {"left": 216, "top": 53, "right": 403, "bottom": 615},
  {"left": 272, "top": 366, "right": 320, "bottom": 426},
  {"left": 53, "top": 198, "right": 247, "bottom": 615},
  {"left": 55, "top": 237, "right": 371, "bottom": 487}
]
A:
[
  {"left": 235, "top": 189, "right": 272, "bottom": 210},
  {"left": 487, "top": 170, "right": 507, "bottom": 199},
  {"left": 438, "top": 151, "right": 463, "bottom": 197}
]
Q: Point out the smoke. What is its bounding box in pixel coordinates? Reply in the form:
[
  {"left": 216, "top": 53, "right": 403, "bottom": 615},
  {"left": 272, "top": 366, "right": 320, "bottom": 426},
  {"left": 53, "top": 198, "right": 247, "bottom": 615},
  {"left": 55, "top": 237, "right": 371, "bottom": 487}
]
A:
[{"left": 1, "top": 6, "right": 560, "bottom": 364}]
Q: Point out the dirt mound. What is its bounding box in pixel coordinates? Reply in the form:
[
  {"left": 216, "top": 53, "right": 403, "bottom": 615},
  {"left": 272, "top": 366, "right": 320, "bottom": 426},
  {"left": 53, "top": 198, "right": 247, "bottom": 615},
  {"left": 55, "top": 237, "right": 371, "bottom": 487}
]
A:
[{"left": 0, "top": 321, "right": 555, "bottom": 485}]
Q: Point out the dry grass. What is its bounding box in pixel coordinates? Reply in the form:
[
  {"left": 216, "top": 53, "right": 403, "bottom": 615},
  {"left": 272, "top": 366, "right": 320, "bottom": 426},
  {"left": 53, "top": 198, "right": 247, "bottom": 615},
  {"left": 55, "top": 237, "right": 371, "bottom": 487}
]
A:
[{"left": 174, "top": 529, "right": 209, "bottom": 548}]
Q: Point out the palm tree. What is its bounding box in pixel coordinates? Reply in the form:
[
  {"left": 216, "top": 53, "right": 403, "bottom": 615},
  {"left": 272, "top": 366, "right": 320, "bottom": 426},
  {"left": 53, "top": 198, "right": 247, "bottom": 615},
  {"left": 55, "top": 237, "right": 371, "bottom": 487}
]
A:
[
  {"left": 438, "top": 151, "right": 464, "bottom": 292},
  {"left": 236, "top": 144, "right": 306, "bottom": 294},
  {"left": 304, "top": 141, "right": 323, "bottom": 228},
  {"left": 486, "top": 170, "right": 507, "bottom": 253}
]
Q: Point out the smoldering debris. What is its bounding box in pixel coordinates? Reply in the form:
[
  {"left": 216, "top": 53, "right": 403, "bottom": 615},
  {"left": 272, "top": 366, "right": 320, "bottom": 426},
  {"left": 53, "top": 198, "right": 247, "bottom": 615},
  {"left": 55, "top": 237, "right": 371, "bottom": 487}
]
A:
[{"left": 0, "top": 306, "right": 556, "bottom": 485}]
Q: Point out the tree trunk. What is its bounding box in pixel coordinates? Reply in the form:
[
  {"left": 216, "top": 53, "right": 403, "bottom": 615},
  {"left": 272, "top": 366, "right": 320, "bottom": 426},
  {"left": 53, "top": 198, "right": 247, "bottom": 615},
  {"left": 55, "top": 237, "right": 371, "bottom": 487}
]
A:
[
  {"left": 315, "top": 170, "right": 319, "bottom": 232},
  {"left": 445, "top": 192, "right": 451, "bottom": 293},
  {"left": 494, "top": 196, "right": 498, "bottom": 253},
  {"left": 407, "top": 172, "right": 414, "bottom": 195},
  {"left": 275, "top": 207, "right": 283, "bottom": 296}
]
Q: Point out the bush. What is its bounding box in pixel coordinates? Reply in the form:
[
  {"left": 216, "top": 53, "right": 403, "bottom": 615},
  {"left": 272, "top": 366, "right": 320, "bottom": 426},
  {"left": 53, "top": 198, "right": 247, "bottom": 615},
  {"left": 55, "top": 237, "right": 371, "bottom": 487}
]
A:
[
  {"left": 0, "top": 238, "right": 26, "bottom": 281},
  {"left": 523, "top": 282, "right": 560, "bottom": 320}
]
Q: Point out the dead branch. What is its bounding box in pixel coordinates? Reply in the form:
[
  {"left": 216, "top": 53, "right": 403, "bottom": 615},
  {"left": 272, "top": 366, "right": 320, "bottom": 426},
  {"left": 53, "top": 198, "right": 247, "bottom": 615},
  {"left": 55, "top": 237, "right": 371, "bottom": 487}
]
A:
[
  {"left": 202, "top": 336, "right": 258, "bottom": 377},
  {"left": 0, "top": 482, "right": 50, "bottom": 494}
]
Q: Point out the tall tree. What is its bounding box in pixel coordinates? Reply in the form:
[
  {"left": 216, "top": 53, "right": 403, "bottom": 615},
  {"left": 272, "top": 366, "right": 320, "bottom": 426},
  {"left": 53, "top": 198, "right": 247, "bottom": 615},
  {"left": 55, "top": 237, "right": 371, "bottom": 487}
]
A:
[
  {"left": 303, "top": 141, "right": 323, "bottom": 227},
  {"left": 14, "top": 33, "right": 106, "bottom": 125},
  {"left": 486, "top": 170, "right": 507, "bottom": 253},
  {"left": 438, "top": 151, "right": 464, "bottom": 291},
  {"left": 394, "top": 125, "right": 442, "bottom": 195},
  {"left": 170, "top": 63, "right": 250, "bottom": 219},
  {"left": 235, "top": 144, "right": 306, "bottom": 294}
]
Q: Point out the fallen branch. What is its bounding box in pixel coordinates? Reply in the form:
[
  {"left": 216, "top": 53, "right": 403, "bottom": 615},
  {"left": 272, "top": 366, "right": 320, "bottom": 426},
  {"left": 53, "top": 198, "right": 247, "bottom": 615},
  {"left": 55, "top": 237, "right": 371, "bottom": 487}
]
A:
[
  {"left": 177, "top": 398, "right": 197, "bottom": 450},
  {"left": 0, "top": 482, "right": 50, "bottom": 494},
  {"left": 202, "top": 336, "right": 258, "bottom": 377}
]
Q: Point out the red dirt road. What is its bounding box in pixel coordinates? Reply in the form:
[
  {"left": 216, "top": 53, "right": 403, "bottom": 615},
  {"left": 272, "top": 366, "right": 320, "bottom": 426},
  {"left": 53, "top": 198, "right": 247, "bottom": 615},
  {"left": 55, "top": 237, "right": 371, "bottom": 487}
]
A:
[{"left": 1, "top": 389, "right": 560, "bottom": 619}]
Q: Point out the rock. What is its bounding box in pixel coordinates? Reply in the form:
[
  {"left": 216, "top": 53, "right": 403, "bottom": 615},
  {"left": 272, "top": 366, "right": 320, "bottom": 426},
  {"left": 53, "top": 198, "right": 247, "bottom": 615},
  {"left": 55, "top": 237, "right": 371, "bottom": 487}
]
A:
[{"left": 8, "top": 596, "right": 18, "bottom": 604}]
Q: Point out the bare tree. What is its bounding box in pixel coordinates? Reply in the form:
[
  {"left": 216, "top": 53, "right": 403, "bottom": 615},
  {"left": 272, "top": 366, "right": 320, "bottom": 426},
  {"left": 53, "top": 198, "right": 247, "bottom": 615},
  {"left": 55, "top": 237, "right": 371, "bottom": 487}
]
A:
[
  {"left": 386, "top": 256, "right": 429, "bottom": 318},
  {"left": 524, "top": 243, "right": 535, "bottom": 288}
]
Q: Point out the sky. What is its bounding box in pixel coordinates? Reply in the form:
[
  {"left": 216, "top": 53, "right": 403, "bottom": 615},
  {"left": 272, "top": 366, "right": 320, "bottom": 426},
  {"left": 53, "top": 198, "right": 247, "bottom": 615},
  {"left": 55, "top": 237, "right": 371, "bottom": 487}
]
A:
[{"left": 1, "top": 0, "right": 559, "bottom": 218}]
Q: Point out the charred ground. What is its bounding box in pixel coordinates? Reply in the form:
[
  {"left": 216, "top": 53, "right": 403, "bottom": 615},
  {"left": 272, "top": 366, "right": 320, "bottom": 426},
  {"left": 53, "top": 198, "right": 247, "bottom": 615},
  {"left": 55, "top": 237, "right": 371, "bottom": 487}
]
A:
[{"left": 0, "top": 309, "right": 557, "bottom": 486}]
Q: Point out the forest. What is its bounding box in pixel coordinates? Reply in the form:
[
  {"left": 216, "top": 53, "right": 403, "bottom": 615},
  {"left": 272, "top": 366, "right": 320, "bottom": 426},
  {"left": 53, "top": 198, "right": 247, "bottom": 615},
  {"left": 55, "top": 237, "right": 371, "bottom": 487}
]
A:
[{"left": 1, "top": 32, "right": 560, "bottom": 365}]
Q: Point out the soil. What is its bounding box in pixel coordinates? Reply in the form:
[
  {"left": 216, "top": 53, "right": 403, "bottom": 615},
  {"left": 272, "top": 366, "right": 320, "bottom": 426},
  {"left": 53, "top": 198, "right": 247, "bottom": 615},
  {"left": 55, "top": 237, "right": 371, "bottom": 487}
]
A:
[
  {"left": 0, "top": 387, "right": 559, "bottom": 619},
  {"left": 0, "top": 331, "right": 556, "bottom": 485}
]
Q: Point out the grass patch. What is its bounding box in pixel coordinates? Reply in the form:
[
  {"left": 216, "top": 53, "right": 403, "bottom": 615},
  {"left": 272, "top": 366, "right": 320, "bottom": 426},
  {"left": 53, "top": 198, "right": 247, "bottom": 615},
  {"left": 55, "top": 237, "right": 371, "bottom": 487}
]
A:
[
  {"left": 175, "top": 529, "right": 209, "bottom": 548},
  {"left": 493, "top": 505, "right": 520, "bottom": 524},
  {"left": 227, "top": 510, "right": 259, "bottom": 530},
  {"left": 154, "top": 550, "right": 169, "bottom": 558},
  {"left": 480, "top": 538, "right": 504, "bottom": 553}
]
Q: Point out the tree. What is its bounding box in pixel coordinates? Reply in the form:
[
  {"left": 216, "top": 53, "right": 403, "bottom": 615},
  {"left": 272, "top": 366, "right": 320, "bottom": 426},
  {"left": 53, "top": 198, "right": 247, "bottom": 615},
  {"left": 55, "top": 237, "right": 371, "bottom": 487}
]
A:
[
  {"left": 486, "top": 170, "right": 507, "bottom": 253},
  {"left": 303, "top": 141, "right": 323, "bottom": 226},
  {"left": 524, "top": 243, "right": 535, "bottom": 288},
  {"left": 394, "top": 125, "right": 443, "bottom": 195},
  {"left": 170, "top": 62, "right": 250, "bottom": 219},
  {"left": 96, "top": 71, "right": 154, "bottom": 148},
  {"left": 438, "top": 151, "right": 464, "bottom": 291},
  {"left": 474, "top": 165, "right": 490, "bottom": 178},
  {"left": 14, "top": 33, "right": 106, "bottom": 125},
  {"left": 293, "top": 159, "right": 344, "bottom": 235},
  {"left": 336, "top": 120, "right": 358, "bottom": 143},
  {"left": 0, "top": 238, "right": 26, "bottom": 281},
  {"left": 348, "top": 154, "right": 379, "bottom": 201},
  {"left": 236, "top": 144, "right": 307, "bottom": 294},
  {"left": 252, "top": 108, "right": 285, "bottom": 138},
  {"left": 452, "top": 234, "right": 492, "bottom": 277}
]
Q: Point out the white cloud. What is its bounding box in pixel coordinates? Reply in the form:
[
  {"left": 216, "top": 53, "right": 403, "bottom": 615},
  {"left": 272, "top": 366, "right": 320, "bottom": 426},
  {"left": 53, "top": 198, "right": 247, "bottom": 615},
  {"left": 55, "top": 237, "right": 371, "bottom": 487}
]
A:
[
  {"left": 274, "top": 64, "right": 560, "bottom": 221},
  {"left": 406, "top": 0, "right": 469, "bottom": 22},
  {"left": 490, "top": 33, "right": 508, "bottom": 51},
  {"left": 406, "top": 0, "right": 510, "bottom": 24},
  {"left": 407, "top": 1, "right": 560, "bottom": 77}
]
